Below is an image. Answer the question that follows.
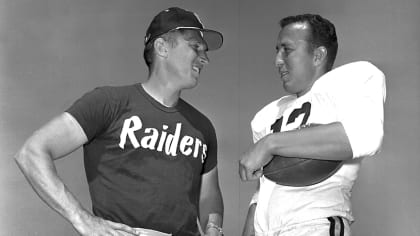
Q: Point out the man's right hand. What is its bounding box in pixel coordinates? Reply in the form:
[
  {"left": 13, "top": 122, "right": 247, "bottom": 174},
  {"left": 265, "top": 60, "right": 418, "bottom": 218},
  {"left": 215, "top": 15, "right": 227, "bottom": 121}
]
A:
[{"left": 73, "top": 213, "right": 140, "bottom": 236}]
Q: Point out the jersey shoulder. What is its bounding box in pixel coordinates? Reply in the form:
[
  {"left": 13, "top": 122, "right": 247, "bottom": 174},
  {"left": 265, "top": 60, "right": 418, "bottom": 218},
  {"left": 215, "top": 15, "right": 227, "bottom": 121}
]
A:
[
  {"left": 178, "top": 99, "right": 215, "bottom": 133},
  {"left": 313, "top": 61, "right": 386, "bottom": 96},
  {"left": 251, "top": 95, "right": 296, "bottom": 131}
]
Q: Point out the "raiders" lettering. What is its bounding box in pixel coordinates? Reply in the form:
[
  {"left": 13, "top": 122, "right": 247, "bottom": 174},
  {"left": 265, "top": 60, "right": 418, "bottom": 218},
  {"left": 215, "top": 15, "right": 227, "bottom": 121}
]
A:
[{"left": 118, "top": 116, "right": 207, "bottom": 163}]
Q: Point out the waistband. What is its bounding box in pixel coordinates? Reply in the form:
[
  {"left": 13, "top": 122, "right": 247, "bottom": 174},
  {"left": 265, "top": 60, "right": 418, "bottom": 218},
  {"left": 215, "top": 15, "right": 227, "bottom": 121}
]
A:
[{"left": 134, "top": 227, "right": 172, "bottom": 236}]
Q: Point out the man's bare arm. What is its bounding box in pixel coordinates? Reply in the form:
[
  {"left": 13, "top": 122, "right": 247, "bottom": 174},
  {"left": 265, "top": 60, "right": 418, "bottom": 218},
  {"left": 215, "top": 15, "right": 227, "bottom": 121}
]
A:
[
  {"left": 199, "top": 167, "right": 224, "bottom": 236},
  {"left": 14, "top": 112, "right": 138, "bottom": 236},
  {"left": 239, "top": 122, "right": 352, "bottom": 181}
]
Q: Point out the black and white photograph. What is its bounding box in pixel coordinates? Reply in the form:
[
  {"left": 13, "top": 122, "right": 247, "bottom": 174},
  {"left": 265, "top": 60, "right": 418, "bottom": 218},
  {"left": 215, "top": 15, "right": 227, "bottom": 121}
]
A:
[{"left": 1, "top": 0, "right": 419, "bottom": 235}]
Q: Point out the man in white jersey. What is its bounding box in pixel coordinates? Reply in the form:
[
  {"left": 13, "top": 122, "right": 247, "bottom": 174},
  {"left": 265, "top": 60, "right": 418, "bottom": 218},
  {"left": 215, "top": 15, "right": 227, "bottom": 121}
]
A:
[{"left": 239, "top": 14, "right": 386, "bottom": 236}]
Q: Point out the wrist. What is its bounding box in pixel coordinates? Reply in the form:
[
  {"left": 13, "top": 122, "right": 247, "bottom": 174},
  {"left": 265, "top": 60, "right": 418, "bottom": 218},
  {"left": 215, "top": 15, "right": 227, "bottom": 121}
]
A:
[
  {"left": 262, "top": 133, "right": 277, "bottom": 157},
  {"left": 206, "top": 222, "right": 223, "bottom": 236},
  {"left": 69, "top": 208, "right": 91, "bottom": 229}
]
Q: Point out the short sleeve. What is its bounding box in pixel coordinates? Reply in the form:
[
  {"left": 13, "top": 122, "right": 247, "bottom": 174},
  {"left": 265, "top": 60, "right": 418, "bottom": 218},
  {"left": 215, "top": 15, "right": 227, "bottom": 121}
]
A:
[
  {"left": 323, "top": 61, "right": 386, "bottom": 158},
  {"left": 66, "top": 87, "right": 116, "bottom": 141},
  {"left": 201, "top": 121, "right": 218, "bottom": 174},
  {"left": 202, "top": 121, "right": 218, "bottom": 174}
]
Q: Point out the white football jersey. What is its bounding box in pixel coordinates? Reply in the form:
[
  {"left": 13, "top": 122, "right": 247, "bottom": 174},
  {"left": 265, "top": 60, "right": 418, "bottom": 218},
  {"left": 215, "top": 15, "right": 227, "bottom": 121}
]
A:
[{"left": 250, "top": 61, "right": 386, "bottom": 234}]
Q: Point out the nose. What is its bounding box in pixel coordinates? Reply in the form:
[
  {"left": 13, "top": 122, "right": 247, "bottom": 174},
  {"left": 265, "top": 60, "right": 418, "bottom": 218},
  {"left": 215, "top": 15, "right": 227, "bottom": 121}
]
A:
[
  {"left": 198, "top": 51, "right": 209, "bottom": 65},
  {"left": 275, "top": 52, "right": 284, "bottom": 68}
]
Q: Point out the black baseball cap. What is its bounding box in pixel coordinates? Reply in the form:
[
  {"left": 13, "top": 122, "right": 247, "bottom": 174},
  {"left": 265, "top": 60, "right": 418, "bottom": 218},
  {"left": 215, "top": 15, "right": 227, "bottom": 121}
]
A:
[{"left": 144, "top": 7, "right": 223, "bottom": 51}]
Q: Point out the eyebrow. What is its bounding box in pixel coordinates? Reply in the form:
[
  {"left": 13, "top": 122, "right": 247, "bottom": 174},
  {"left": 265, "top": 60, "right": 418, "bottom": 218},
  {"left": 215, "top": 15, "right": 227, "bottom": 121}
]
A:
[
  {"left": 280, "top": 40, "right": 294, "bottom": 46},
  {"left": 276, "top": 42, "right": 292, "bottom": 49},
  {"left": 183, "top": 31, "right": 203, "bottom": 40},
  {"left": 188, "top": 38, "right": 208, "bottom": 50}
]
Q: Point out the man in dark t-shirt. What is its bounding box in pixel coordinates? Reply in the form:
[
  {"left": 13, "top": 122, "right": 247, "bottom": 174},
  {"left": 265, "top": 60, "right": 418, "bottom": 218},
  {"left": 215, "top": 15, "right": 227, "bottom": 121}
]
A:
[{"left": 15, "top": 7, "right": 224, "bottom": 236}]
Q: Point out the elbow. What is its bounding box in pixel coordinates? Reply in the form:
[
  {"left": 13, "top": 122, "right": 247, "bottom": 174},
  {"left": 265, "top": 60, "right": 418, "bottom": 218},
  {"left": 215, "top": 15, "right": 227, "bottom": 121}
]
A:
[
  {"left": 14, "top": 138, "right": 49, "bottom": 174},
  {"left": 365, "top": 123, "right": 384, "bottom": 156},
  {"left": 351, "top": 127, "right": 384, "bottom": 158},
  {"left": 15, "top": 143, "right": 29, "bottom": 166},
  {"left": 366, "top": 131, "right": 384, "bottom": 156},
  {"left": 14, "top": 144, "right": 35, "bottom": 172}
]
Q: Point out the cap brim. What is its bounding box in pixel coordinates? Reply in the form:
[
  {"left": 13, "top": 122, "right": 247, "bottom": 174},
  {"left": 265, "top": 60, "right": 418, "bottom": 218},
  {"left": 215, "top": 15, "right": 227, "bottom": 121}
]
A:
[
  {"left": 172, "top": 27, "right": 224, "bottom": 51},
  {"left": 201, "top": 29, "right": 223, "bottom": 51}
]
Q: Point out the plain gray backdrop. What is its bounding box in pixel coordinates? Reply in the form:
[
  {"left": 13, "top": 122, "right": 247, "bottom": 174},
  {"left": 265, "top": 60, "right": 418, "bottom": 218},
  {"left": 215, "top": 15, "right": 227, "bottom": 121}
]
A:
[{"left": 1, "top": 0, "right": 419, "bottom": 235}]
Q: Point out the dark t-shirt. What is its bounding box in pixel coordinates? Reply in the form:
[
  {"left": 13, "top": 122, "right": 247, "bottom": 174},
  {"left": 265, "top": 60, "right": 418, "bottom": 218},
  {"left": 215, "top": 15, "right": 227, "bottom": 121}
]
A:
[{"left": 66, "top": 84, "right": 217, "bottom": 235}]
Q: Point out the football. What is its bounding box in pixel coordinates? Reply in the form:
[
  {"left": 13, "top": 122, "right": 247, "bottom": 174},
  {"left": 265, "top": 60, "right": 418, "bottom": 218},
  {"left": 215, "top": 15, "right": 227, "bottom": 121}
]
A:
[
  {"left": 263, "top": 156, "right": 343, "bottom": 186},
  {"left": 262, "top": 124, "right": 343, "bottom": 186}
]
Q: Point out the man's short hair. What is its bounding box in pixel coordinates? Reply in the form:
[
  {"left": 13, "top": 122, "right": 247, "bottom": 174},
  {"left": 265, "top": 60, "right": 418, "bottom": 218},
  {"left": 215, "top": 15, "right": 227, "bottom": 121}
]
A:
[
  {"left": 280, "top": 14, "right": 338, "bottom": 71},
  {"left": 143, "top": 29, "right": 184, "bottom": 69}
]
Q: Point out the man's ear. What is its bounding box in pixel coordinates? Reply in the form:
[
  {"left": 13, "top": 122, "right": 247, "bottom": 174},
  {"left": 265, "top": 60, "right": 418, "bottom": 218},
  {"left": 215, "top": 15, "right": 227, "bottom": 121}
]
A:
[
  {"left": 313, "top": 46, "right": 327, "bottom": 66},
  {"left": 154, "top": 38, "right": 168, "bottom": 58}
]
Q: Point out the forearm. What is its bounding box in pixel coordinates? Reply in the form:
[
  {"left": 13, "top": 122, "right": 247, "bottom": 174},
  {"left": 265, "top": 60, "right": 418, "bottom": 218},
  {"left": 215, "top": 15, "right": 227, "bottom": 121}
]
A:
[
  {"left": 242, "top": 203, "right": 256, "bottom": 236},
  {"left": 14, "top": 143, "right": 90, "bottom": 228},
  {"left": 199, "top": 168, "right": 224, "bottom": 235},
  {"left": 264, "top": 122, "right": 353, "bottom": 161},
  {"left": 199, "top": 192, "right": 223, "bottom": 227},
  {"left": 200, "top": 196, "right": 223, "bottom": 236},
  {"left": 203, "top": 213, "right": 223, "bottom": 236}
]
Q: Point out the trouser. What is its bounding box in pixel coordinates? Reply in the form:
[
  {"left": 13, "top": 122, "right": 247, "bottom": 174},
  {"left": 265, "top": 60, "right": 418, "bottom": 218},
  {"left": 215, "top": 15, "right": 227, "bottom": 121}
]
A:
[
  {"left": 133, "top": 227, "right": 172, "bottom": 236},
  {"left": 134, "top": 218, "right": 207, "bottom": 236},
  {"left": 255, "top": 216, "right": 351, "bottom": 236},
  {"left": 134, "top": 218, "right": 206, "bottom": 236}
]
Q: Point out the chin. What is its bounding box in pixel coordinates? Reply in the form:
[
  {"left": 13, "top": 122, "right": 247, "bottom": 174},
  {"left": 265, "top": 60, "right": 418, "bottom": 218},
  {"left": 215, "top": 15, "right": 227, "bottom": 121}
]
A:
[
  {"left": 183, "top": 79, "right": 198, "bottom": 90},
  {"left": 185, "top": 84, "right": 198, "bottom": 90},
  {"left": 282, "top": 83, "right": 295, "bottom": 94}
]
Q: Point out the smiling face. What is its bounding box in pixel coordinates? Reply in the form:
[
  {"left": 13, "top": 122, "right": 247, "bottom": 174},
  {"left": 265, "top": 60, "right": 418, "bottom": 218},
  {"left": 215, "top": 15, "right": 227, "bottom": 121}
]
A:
[
  {"left": 275, "top": 22, "right": 318, "bottom": 97},
  {"left": 165, "top": 29, "right": 209, "bottom": 89}
]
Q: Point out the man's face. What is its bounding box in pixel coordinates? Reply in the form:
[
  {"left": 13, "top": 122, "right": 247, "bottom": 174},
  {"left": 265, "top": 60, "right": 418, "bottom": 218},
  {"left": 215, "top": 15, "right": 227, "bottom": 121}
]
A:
[
  {"left": 275, "top": 22, "right": 317, "bottom": 97},
  {"left": 166, "top": 30, "right": 209, "bottom": 89}
]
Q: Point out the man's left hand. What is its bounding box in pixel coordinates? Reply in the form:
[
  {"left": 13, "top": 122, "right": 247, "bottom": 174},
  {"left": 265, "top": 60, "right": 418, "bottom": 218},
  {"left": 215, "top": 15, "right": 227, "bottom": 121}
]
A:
[{"left": 239, "top": 137, "right": 273, "bottom": 181}]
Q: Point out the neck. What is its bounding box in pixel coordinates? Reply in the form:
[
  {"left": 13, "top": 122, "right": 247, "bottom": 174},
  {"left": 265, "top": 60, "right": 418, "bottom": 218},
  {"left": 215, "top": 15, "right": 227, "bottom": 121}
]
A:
[
  {"left": 296, "top": 69, "right": 326, "bottom": 97},
  {"left": 142, "top": 70, "right": 181, "bottom": 107}
]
